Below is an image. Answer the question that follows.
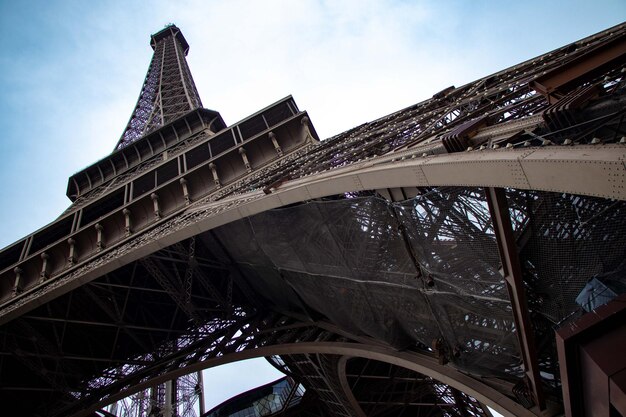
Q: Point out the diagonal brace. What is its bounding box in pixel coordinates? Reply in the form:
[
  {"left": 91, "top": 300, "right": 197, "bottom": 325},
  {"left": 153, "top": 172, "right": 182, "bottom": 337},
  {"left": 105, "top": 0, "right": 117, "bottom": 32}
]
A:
[{"left": 485, "top": 187, "right": 545, "bottom": 410}]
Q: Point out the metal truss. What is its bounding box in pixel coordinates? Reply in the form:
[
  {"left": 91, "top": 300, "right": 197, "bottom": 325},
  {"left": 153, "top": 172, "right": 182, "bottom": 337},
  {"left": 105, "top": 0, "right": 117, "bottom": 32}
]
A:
[
  {"left": 1, "top": 21, "right": 625, "bottom": 417},
  {"left": 105, "top": 372, "right": 203, "bottom": 417},
  {"left": 116, "top": 25, "right": 203, "bottom": 150},
  {"left": 0, "top": 236, "right": 237, "bottom": 416},
  {"left": 342, "top": 358, "right": 490, "bottom": 417},
  {"left": 218, "top": 24, "right": 626, "bottom": 200},
  {"left": 267, "top": 353, "right": 493, "bottom": 417},
  {"left": 0, "top": 225, "right": 520, "bottom": 416}
]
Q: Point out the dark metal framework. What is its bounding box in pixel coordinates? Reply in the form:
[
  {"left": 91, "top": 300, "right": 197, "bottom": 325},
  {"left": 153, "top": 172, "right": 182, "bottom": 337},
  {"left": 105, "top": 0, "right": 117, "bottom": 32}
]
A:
[
  {"left": 0, "top": 22, "right": 625, "bottom": 417},
  {"left": 116, "top": 25, "right": 203, "bottom": 150}
]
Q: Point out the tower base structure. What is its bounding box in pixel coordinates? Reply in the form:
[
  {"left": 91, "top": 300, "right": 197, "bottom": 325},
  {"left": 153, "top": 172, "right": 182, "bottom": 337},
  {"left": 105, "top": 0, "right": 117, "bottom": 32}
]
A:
[{"left": 0, "top": 22, "right": 625, "bottom": 417}]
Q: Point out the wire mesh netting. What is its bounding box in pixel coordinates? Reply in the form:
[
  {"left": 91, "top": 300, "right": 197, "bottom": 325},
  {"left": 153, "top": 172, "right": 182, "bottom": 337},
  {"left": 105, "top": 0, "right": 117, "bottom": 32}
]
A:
[
  {"left": 396, "top": 188, "right": 520, "bottom": 376},
  {"left": 214, "top": 186, "right": 626, "bottom": 391},
  {"left": 506, "top": 189, "right": 626, "bottom": 389},
  {"left": 507, "top": 190, "right": 626, "bottom": 324},
  {"left": 214, "top": 188, "right": 523, "bottom": 380}
]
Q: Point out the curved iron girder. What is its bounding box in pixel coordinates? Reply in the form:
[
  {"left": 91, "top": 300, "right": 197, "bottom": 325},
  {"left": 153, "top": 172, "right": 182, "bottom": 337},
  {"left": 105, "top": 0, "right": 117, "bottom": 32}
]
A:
[
  {"left": 72, "top": 341, "right": 536, "bottom": 417},
  {"left": 2, "top": 144, "right": 625, "bottom": 327},
  {"left": 337, "top": 355, "right": 367, "bottom": 417}
]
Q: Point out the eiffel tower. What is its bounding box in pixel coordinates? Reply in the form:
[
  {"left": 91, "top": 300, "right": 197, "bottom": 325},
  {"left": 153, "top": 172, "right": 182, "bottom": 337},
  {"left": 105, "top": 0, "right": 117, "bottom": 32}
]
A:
[{"left": 1, "top": 22, "right": 626, "bottom": 417}]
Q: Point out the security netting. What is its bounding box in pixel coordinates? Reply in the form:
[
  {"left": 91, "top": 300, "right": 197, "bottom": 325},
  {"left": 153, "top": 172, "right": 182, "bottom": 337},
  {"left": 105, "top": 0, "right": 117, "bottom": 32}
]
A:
[
  {"left": 213, "top": 187, "right": 521, "bottom": 380},
  {"left": 507, "top": 189, "right": 626, "bottom": 389},
  {"left": 212, "top": 186, "right": 626, "bottom": 392}
]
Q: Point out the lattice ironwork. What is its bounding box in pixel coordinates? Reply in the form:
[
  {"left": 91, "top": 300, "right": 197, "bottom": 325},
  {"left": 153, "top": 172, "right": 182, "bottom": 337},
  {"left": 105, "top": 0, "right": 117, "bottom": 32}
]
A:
[
  {"left": 345, "top": 358, "right": 489, "bottom": 417},
  {"left": 116, "top": 25, "right": 203, "bottom": 150},
  {"left": 107, "top": 373, "right": 202, "bottom": 417},
  {"left": 205, "top": 24, "right": 625, "bottom": 202},
  {"left": 1, "top": 22, "right": 625, "bottom": 417},
  {"left": 214, "top": 193, "right": 521, "bottom": 379}
]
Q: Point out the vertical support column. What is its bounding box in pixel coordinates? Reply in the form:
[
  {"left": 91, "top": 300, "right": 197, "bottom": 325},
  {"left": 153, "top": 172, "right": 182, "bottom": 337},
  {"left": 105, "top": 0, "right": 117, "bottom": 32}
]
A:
[
  {"left": 171, "top": 378, "right": 178, "bottom": 415},
  {"left": 197, "top": 371, "right": 205, "bottom": 415},
  {"left": 209, "top": 163, "right": 221, "bottom": 188},
  {"left": 67, "top": 238, "right": 77, "bottom": 266},
  {"left": 12, "top": 267, "right": 23, "bottom": 296},
  {"left": 95, "top": 223, "right": 104, "bottom": 251},
  {"left": 238, "top": 147, "right": 252, "bottom": 173},
  {"left": 180, "top": 177, "right": 190, "bottom": 205},
  {"left": 269, "top": 131, "right": 283, "bottom": 157},
  {"left": 151, "top": 193, "right": 161, "bottom": 219},
  {"left": 485, "top": 187, "right": 545, "bottom": 410},
  {"left": 149, "top": 385, "right": 158, "bottom": 415},
  {"left": 40, "top": 252, "right": 50, "bottom": 283},
  {"left": 123, "top": 209, "right": 132, "bottom": 236},
  {"left": 163, "top": 380, "right": 173, "bottom": 417}
]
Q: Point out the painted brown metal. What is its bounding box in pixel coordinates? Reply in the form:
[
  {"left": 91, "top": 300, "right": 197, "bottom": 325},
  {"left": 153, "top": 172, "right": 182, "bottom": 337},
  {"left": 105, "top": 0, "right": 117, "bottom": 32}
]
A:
[
  {"left": 1, "top": 145, "right": 625, "bottom": 326},
  {"left": 485, "top": 187, "right": 545, "bottom": 410},
  {"left": 337, "top": 356, "right": 367, "bottom": 417},
  {"left": 530, "top": 29, "right": 626, "bottom": 103},
  {"left": 555, "top": 293, "right": 626, "bottom": 417},
  {"left": 117, "top": 25, "right": 204, "bottom": 149},
  {"left": 72, "top": 341, "right": 538, "bottom": 417},
  {"left": 2, "top": 21, "right": 626, "bottom": 417}
]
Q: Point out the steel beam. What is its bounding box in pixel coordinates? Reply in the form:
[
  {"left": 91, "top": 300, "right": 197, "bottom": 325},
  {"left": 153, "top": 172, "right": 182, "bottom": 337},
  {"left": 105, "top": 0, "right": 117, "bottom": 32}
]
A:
[
  {"left": 140, "top": 257, "right": 203, "bottom": 324},
  {"left": 3, "top": 144, "right": 625, "bottom": 326},
  {"left": 82, "top": 286, "right": 151, "bottom": 352},
  {"left": 530, "top": 32, "right": 626, "bottom": 103},
  {"left": 485, "top": 187, "right": 545, "bottom": 410},
  {"left": 71, "top": 341, "right": 540, "bottom": 417},
  {"left": 23, "top": 315, "right": 186, "bottom": 334}
]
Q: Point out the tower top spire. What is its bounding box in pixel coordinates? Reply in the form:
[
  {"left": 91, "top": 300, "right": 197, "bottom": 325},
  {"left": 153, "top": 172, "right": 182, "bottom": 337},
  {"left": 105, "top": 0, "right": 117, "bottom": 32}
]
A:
[
  {"left": 115, "top": 24, "right": 203, "bottom": 150},
  {"left": 150, "top": 24, "right": 189, "bottom": 54}
]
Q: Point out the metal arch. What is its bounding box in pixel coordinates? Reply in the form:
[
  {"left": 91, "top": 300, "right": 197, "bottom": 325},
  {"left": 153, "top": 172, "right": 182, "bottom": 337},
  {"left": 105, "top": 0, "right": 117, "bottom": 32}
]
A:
[
  {"left": 277, "top": 353, "right": 357, "bottom": 417},
  {"left": 272, "top": 145, "right": 626, "bottom": 201},
  {"left": 74, "top": 341, "right": 537, "bottom": 417},
  {"left": 2, "top": 145, "right": 624, "bottom": 328},
  {"left": 1, "top": 21, "right": 624, "bottom": 417},
  {"left": 337, "top": 356, "right": 367, "bottom": 417}
]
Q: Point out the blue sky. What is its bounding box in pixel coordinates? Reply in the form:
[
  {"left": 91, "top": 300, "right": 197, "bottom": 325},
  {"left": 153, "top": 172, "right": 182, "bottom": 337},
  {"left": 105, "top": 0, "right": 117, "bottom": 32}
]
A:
[{"left": 0, "top": 0, "right": 624, "bottom": 411}]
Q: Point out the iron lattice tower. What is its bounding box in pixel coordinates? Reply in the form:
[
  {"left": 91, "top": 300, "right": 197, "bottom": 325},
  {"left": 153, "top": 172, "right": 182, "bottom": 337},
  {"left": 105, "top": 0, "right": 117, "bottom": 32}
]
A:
[
  {"left": 117, "top": 25, "right": 203, "bottom": 150},
  {"left": 113, "top": 25, "right": 206, "bottom": 417},
  {"left": 114, "top": 25, "right": 208, "bottom": 417},
  {"left": 0, "top": 22, "right": 625, "bottom": 417}
]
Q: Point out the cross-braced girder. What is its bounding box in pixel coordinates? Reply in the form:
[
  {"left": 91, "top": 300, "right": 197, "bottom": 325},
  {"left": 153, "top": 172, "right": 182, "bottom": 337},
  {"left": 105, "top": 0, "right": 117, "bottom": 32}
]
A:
[
  {"left": 116, "top": 25, "right": 203, "bottom": 150},
  {"left": 1, "top": 21, "right": 625, "bottom": 417}
]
